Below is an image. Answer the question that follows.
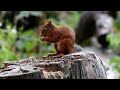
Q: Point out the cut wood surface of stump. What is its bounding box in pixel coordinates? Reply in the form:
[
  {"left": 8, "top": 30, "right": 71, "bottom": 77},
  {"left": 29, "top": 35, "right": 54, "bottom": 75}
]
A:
[{"left": 0, "top": 51, "right": 107, "bottom": 79}]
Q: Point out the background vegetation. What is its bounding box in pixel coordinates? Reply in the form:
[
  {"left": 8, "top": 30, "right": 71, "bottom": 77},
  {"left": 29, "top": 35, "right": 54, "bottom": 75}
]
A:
[{"left": 107, "top": 11, "right": 120, "bottom": 77}]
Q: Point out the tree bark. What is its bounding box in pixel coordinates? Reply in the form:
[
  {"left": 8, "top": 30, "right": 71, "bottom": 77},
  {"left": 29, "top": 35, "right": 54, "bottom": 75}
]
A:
[{"left": 0, "top": 51, "right": 107, "bottom": 79}]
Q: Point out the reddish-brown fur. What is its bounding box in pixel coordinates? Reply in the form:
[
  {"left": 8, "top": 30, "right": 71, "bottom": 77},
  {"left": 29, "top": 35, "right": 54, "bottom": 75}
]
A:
[{"left": 39, "top": 20, "right": 75, "bottom": 57}]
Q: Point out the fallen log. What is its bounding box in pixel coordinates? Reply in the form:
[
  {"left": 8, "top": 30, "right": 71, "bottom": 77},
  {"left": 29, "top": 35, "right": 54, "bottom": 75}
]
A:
[{"left": 0, "top": 51, "right": 107, "bottom": 79}]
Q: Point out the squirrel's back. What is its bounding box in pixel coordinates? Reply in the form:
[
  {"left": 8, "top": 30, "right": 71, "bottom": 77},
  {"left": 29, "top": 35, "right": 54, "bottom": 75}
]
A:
[{"left": 58, "top": 25, "right": 75, "bottom": 43}]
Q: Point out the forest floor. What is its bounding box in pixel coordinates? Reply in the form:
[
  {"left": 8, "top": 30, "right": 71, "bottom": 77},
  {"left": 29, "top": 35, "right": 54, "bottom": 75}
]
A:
[{"left": 83, "top": 37, "right": 119, "bottom": 79}]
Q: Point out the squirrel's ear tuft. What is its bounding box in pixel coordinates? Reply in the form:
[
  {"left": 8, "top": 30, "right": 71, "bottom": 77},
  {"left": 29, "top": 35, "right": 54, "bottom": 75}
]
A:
[{"left": 47, "top": 20, "right": 52, "bottom": 25}]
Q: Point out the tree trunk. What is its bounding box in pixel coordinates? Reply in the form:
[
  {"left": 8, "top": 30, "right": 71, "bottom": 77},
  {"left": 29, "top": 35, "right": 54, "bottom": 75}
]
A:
[{"left": 0, "top": 51, "right": 107, "bottom": 79}]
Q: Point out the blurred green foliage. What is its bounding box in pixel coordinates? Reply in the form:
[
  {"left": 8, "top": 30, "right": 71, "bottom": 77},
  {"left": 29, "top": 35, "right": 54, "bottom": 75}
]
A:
[
  {"left": 115, "top": 12, "right": 120, "bottom": 30},
  {"left": 0, "top": 24, "right": 17, "bottom": 62},
  {"left": 48, "top": 11, "right": 80, "bottom": 29},
  {"left": 107, "top": 32, "right": 120, "bottom": 49},
  {"left": 107, "top": 32, "right": 120, "bottom": 76},
  {"left": 110, "top": 56, "right": 120, "bottom": 78},
  {"left": 106, "top": 11, "right": 120, "bottom": 77},
  {"left": 0, "top": 23, "right": 40, "bottom": 67}
]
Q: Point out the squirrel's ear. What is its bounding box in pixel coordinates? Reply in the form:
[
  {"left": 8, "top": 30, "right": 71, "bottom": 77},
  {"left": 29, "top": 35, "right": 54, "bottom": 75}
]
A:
[{"left": 47, "top": 20, "right": 52, "bottom": 25}]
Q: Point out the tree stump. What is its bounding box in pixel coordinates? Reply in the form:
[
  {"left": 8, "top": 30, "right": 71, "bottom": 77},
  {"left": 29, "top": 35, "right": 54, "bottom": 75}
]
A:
[{"left": 0, "top": 51, "right": 107, "bottom": 79}]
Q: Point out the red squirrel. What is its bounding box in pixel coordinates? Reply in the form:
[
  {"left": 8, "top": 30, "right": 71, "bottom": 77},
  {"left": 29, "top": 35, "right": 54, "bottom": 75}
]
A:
[{"left": 39, "top": 20, "right": 82, "bottom": 58}]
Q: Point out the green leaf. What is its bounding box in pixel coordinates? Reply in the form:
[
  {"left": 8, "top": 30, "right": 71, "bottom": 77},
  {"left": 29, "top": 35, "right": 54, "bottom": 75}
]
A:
[
  {"left": 115, "top": 65, "right": 120, "bottom": 72},
  {"left": 16, "top": 40, "right": 25, "bottom": 50},
  {"left": 107, "top": 32, "right": 120, "bottom": 49},
  {"left": 110, "top": 57, "right": 120, "bottom": 63},
  {"left": 24, "top": 41, "right": 37, "bottom": 52},
  {"left": 1, "top": 47, "right": 17, "bottom": 61}
]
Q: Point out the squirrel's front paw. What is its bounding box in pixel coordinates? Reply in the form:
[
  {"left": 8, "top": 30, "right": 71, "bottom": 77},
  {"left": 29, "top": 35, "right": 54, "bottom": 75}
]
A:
[
  {"left": 48, "top": 53, "right": 57, "bottom": 57},
  {"left": 40, "top": 36, "right": 45, "bottom": 41},
  {"left": 56, "top": 54, "right": 64, "bottom": 58},
  {"left": 40, "top": 36, "right": 48, "bottom": 41}
]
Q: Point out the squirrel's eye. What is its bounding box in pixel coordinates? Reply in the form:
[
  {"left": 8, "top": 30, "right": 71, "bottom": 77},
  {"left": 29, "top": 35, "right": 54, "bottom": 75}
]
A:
[{"left": 43, "top": 28, "right": 47, "bottom": 32}]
